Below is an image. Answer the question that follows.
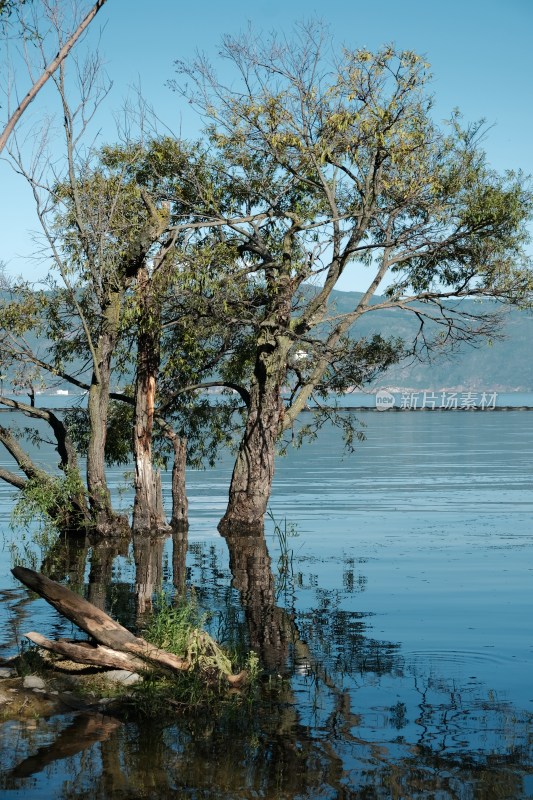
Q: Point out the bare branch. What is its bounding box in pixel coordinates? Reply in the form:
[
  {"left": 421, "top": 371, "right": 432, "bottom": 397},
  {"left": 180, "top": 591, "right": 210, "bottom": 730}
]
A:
[{"left": 0, "top": 0, "right": 108, "bottom": 155}]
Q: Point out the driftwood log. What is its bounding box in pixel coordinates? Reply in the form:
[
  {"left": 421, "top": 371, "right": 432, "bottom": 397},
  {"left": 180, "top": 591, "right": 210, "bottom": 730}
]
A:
[
  {"left": 12, "top": 566, "right": 246, "bottom": 685},
  {"left": 23, "top": 633, "right": 148, "bottom": 672}
]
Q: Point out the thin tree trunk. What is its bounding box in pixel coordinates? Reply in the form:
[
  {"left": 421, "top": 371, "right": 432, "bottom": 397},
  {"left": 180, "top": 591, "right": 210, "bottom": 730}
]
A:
[
  {"left": 87, "top": 369, "right": 114, "bottom": 527},
  {"left": 170, "top": 434, "right": 188, "bottom": 529},
  {"left": 0, "top": 423, "right": 87, "bottom": 529}
]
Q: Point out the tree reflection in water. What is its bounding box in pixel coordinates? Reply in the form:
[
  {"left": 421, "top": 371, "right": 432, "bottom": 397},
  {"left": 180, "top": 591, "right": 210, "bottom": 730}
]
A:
[{"left": 1, "top": 529, "right": 532, "bottom": 799}]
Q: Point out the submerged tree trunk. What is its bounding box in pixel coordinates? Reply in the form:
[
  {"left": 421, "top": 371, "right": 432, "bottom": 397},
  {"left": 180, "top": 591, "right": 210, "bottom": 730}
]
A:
[{"left": 170, "top": 433, "right": 188, "bottom": 529}]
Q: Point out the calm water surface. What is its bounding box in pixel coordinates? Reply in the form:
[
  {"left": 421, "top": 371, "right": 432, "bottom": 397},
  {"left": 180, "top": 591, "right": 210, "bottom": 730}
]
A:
[{"left": 1, "top": 410, "right": 532, "bottom": 798}]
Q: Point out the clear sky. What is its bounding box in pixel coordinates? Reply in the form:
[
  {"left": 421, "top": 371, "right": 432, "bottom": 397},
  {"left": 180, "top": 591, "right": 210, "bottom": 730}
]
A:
[{"left": 1, "top": 0, "right": 532, "bottom": 291}]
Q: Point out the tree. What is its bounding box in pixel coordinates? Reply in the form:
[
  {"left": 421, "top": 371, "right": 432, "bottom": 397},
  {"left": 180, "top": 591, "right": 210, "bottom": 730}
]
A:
[
  {"left": 0, "top": 135, "right": 249, "bottom": 534},
  {"left": 0, "top": 0, "right": 108, "bottom": 155},
  {"left": 171, "top": 25, "right": 533, "bottom": 533}
]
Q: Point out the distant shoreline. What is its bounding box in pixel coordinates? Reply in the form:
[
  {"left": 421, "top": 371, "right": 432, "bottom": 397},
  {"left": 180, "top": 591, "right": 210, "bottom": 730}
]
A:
[
  {"left": 3, "top": 404, "right": 533, "bottom": 414},
  {"left": 301, "top": 405, "right": 533, "bottom": 412}
]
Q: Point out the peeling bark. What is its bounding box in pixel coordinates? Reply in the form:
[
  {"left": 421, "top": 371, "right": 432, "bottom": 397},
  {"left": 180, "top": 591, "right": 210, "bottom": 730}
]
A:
[{"left": 132, "top": 266, "right": 169, "bottom": 533}]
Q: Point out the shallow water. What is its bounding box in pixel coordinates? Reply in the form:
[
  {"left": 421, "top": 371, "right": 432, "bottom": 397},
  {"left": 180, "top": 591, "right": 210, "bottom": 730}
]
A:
[{"left": 1, "top": 410, "right": 533, "bottom": 798}]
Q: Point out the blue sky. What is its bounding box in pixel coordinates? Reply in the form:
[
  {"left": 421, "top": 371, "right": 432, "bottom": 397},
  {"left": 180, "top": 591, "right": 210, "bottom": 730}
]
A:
[{"left": 1, "top": 0, "right": 532, "bottom": 291}]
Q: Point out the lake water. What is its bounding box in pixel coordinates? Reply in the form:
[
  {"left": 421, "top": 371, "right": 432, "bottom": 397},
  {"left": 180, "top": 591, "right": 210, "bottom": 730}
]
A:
[{"left": 1, "top": 409, "right": 533, "bottom": 798}]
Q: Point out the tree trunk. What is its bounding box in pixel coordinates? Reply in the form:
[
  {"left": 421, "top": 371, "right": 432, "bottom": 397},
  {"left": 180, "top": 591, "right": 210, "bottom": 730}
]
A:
[
  {"left": 219, "top": 329, "right": 291, "bottom": 535},
  {"left": 24, "top": 632, "right": 148, "bottom": 672},
  {"left": 132, "top": 267, "right": 168, "bottom": 533}
]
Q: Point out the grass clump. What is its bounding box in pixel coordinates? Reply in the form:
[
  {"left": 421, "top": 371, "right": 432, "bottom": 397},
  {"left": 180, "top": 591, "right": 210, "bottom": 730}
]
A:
[
  {"left": 126, "top": 592, "right": 260, "bottom": 717},
  {"left": 143, "top": 590, "right": 204, "bottom": 656}
]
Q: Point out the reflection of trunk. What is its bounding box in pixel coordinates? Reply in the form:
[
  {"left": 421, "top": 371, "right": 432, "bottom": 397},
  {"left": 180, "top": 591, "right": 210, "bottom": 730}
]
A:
[
  {"left": 133, "top": 532, "right": 165, "bottom": 620},
  {"left": 99, "top": 727, "right": 171, "bottom": 797},
  {"left": 86, "top": 539, "right": 129, "bottom": 610},
  {"left": 86, "top": 293, "right": 124, "bottom": 532},
  {"left": 219, "top": 328, "right": 291, "bottom": 535},
  {"left": 10, "top": 714, "right": 122, "bottom": 780},
  {"left": 99, "top": 734, "right": 131, "bottom": 797},
  {"left": 223, "top": 530, "right": 289, "bottom": 671},
  {"left": 40, "top": 530, "right": 88, "bottom": 588},
  {"left": 132, "top": 267, "right": 168, "bottom": 533},
  {"left": 172, "top": 525, "right": 188, "bottom": 596}
]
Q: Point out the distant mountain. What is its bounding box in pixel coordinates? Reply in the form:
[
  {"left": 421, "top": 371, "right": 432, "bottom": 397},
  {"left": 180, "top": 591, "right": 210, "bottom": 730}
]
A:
[
  {"left": 326, "top": 288, "right": 533, "bottom": 391},
  {"left": 2, "top": 289, "right": 533, "bottom": 393}
]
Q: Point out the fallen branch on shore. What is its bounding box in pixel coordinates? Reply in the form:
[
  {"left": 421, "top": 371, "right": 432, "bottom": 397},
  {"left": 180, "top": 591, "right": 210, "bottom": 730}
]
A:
[{"left": 12, "top": 566, "right": 247, "bottom": 687}]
